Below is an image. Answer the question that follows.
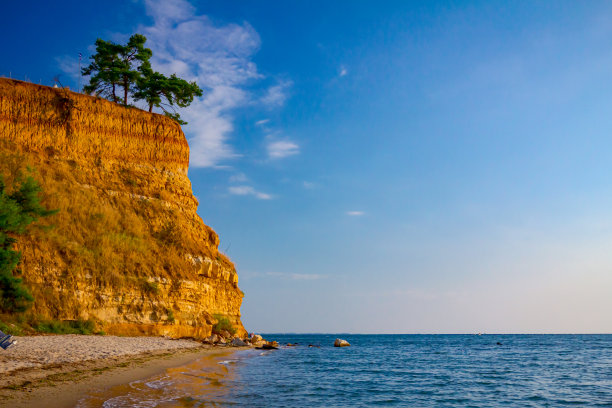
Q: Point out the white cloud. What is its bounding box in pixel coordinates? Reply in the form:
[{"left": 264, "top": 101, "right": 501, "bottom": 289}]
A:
[
  {"left": 261, "top": 79, "right": 292, "bottom": 107},
  {"left": 302, "top": 181, "right": 316, "bottom": 189},
  {"left": 339, "top": 65, "right": 348, "bottom": 77},
  {"left": 267, "top": 139, "right": 300, "bottom": 159},
  {"left": 255, "top": 119, "right": 270, "bottom": 126},
  {"left": 136, "top": 0, "right": 263, "bottom": 167},
  {"left": 229, "top": 172, "right": 248, "bottom": 183},
  {"left": 228, "top": 185, "right": 272, "bottom": 200},
  {"left": 346, "top": 211, "right": 365, "bottom": 216}
]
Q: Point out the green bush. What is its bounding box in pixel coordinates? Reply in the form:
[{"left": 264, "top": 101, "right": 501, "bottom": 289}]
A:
[{"left": 212, "top": 314, "right": 236, "bottom": 336}]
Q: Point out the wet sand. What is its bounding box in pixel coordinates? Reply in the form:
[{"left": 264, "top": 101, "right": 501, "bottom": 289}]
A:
[{"left": 0, "top": 335, "right": 246, "bottom": 408}]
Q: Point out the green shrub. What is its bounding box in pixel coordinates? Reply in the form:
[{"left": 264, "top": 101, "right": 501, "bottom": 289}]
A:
[
  {"left": 0, "top": 171, "right": 57, "bottom": 313},
  {"left": 140, "top": 278, "right": 159, "bottom": 294},
  {"left": 0, "top": 320, "right": 24, "bottom": 335},
  {"left": 212, "top": 314, "right": 236, "bottom": 336}
]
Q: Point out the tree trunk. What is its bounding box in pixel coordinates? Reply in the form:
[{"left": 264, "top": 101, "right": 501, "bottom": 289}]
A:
[
  {"left": 149, "top": 103, "right": 153, "bottom": 113},
  {"left": 124, "top": 82, "right": 128, "bottom": 105},
  {"left": 112, "top": 83, "right": 117, "bottom": 103}
]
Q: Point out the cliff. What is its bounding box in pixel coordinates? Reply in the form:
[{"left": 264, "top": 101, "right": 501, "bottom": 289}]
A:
[{"left": 0, "top": 78, "right": 245, "bottom": 338}]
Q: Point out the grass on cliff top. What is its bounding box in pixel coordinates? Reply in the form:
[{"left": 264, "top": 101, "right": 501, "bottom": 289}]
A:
[{"left": 0, "top": 139, "right": 233, "bottom": 324}]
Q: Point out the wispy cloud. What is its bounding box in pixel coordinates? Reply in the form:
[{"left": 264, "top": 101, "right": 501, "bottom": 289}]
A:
[
  {"left": 266, "top": 272, "right": 325, "bottom": 280},
  {"left": 261, "top": 79, "right": 292, "bottom": 107},
  {"left": 346, "top": 211, "right": 365, "bottom": 216},
  {"left": 267, "top": 139, "right": 300, "bottom": 159},
  {"left": 255, "top": 118, "right": 270, "bottom": 126},
  {"left": 339, "top": 65, "right": 348, "bottom": 77},
  {"left": 228, "top": 185, "right": 272, "bottom": 200},
  {"left": 229, "top": 172, "right": 248, "bottom": 183},
  {"left": 302, "top": 181, "right": 316, "bottom": 189},
  {"left": 137, "top": 0, "right": 262, "bottom": 167},
  {"left": 55, "top": 55, "right": 81, "bottom": 86}
]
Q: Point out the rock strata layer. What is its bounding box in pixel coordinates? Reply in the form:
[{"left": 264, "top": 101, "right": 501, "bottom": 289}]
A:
[{"left": 0, "top": 79, "right": 245, "bottom": 338}]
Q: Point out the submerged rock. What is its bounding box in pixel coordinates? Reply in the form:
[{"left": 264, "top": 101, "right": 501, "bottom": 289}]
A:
[{"left": 334, "top": 338, "right": 350, "bottom": 347}]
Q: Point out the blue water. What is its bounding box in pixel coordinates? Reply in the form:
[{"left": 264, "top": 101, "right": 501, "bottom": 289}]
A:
[{"left": 82, "top": 334, "right": 612, "bottom": 407}]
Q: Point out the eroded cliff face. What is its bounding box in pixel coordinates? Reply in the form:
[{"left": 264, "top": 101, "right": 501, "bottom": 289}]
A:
[{"left": 0, "top": 78, "right": 245, "bottom": 338}]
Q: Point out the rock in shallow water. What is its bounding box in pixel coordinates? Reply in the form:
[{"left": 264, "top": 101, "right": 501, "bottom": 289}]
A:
[
  {"left": 334, "top": 338, "right": 350, "bottom": 347},
  {"left": 256, "top": 341, "right": 279, "bottom": 350}
]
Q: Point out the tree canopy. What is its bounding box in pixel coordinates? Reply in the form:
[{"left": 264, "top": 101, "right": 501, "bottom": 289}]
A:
[
  {"left": 0, "top": 172, "right": 56, "bottom": 313},
  {"left": 82, "top": 34, "right": 202, "bottom": 124},
  {"left": 82, "top": 34, "right": 152, "bottom": 105}
]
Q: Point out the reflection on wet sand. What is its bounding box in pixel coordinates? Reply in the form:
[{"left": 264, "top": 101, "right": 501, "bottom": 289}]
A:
[{"left": 76, "top": 349, "right": 247, "bottom": 407}]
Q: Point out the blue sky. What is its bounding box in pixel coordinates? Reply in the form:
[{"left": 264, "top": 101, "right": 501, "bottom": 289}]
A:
[{"left": 2, "top": 0, "right": 612, "bottom": 333}]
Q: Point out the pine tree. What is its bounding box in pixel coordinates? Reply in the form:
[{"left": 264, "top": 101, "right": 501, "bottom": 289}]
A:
[
  {"left": 117, "top": 34, "right": 152, "bottom": 105},
  {"left": 82, "top": 39, "right": 123, "bottom": 103},
  {"left": 82, "top": 34, "right": 152, "bottom": 105},
  {"left": 134, "top": 67, "right": 203, "bottom": 124}
]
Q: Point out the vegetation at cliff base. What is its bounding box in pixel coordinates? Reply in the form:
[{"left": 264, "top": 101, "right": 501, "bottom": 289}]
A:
[
  {"left": 0, "top": 170, "right": 56, "bottom": 313},
  {"left": 0, "top": 316, "right": 101, "bottom": 336},
  {"left": 82, "top": 34, "right": 202, "bottom": 124},
  {"left": 35, "top": 318, "right": 97, "bottom": 335},
  {"left": 212, "top": 314, "right": 237, "bottom": 336}
]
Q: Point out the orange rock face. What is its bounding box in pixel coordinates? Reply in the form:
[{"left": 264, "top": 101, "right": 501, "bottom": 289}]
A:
[{"left": 0, "top": 78, "right": 245, "bottom": 338}]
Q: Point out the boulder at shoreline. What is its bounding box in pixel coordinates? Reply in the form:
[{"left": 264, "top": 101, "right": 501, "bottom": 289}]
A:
[{"left": 231, "top": 338, "right": 248, "bottom": 347}]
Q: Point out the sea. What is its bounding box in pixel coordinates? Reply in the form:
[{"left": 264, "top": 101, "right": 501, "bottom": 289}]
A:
[{"left": 77, "top": 334, "right": 612, "bottom": 407}]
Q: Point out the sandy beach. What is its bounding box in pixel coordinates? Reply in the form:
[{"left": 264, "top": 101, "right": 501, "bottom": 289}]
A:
[{"left": 0, "top": 335, "right": 246, "bottom": 408}]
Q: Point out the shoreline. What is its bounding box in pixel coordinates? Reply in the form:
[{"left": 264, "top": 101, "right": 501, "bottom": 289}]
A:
[{"left": 0, "top": 335, "right": 250, "bottom": 408}]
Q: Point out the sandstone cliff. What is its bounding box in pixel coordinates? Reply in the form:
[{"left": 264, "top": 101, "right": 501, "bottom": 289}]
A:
[{"left": 0, "top": 78, "right": 245, "bottom": 338}]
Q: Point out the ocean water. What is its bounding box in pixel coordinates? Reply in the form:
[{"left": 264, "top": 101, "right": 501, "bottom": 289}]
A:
[{"left": 79, "top": 334, "right": 612, "bottom": 407}]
